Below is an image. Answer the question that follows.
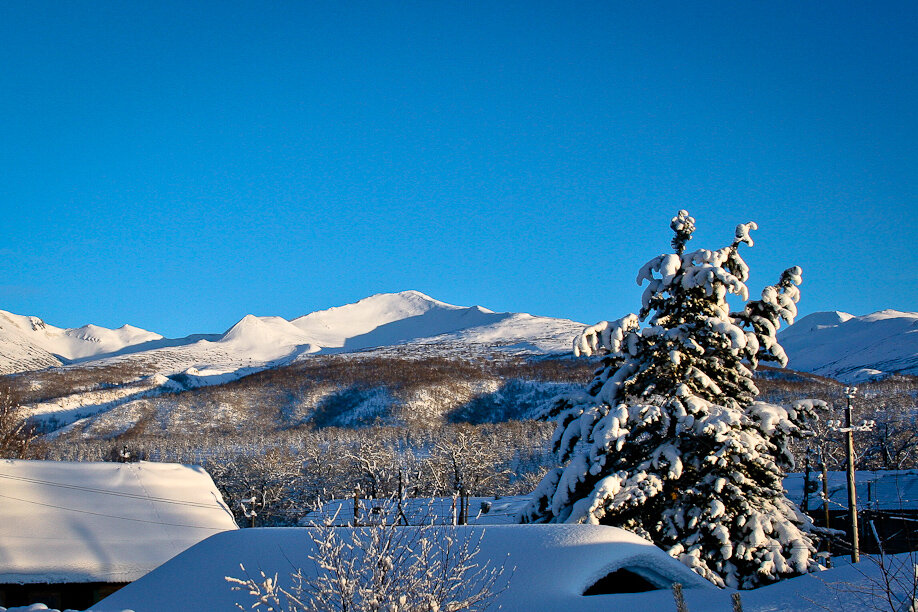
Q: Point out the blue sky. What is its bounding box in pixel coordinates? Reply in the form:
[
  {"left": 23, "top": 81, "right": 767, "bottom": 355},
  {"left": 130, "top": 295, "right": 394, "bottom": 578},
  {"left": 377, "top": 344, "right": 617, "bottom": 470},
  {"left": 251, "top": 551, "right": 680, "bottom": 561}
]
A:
[{"left": 1, "top": 1, "right": 915, "bottom": 338}]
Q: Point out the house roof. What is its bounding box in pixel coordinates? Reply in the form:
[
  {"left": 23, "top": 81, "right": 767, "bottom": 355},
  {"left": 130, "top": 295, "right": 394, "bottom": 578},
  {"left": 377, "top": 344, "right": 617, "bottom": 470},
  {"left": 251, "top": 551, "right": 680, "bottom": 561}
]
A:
[
  {"left": 0, "top": 459, "right": 238, "bottom": 584},
  {"left": 93, "top": 524, "right": 712, "bottom": 612}
]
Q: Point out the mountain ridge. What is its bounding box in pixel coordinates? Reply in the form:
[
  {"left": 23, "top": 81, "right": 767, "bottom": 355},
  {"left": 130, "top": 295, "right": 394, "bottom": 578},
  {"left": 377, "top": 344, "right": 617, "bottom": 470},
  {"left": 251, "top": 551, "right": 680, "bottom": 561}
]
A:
[
  {"left": 778, "top": 309, "right": 918, "bottom": 382},
  {"left": 2, "top": 295, "right": 915, "bottom": 384},
  {"left": 0, "top": 291, "right": 585, "bottom": 376}
]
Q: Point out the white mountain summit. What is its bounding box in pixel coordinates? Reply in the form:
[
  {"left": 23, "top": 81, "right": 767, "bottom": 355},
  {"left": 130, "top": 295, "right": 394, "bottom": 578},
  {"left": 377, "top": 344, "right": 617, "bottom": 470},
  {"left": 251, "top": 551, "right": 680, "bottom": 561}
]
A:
[{"left": 216, "top": 290, "right": 583, "bottom": 359}]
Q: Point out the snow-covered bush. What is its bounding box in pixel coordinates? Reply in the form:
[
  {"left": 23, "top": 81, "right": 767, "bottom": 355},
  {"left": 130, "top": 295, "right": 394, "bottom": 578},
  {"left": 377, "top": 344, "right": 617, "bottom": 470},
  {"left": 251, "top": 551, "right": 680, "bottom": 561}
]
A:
[
  {"left": 228, "top": 523, "right": 510, "bottom": 611},
  {"left": 522, "top": 210, "right": 825, "bottom": 588}
]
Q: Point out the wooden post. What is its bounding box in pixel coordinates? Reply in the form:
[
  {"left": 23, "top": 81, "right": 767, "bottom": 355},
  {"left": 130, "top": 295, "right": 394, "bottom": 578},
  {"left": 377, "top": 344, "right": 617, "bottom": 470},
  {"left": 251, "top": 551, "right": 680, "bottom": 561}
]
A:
[
  {"left": 801, "top": 451, "right": 811, "bottom": 513},
  {"left": 731, "top": 592, "right": 743, "bottom": 612},
  {"left": 671, "top": 583, "right": 688, "bottom": 612},
  {"left": 353, "top": 487, "right": 360, "bottom": 527},
  {"left": 458, "top": 485, "right": 466, "bottom": 525},
  {"left": 396, "top": 470, "right": 408, "bottom": 526}
]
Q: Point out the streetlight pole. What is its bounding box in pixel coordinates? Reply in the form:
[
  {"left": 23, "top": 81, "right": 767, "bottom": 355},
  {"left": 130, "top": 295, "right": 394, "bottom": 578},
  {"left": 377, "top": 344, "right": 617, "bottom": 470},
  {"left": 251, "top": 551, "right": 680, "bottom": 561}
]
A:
[{"left": 844, "top": 386, "right": 860, "bottom": 563}]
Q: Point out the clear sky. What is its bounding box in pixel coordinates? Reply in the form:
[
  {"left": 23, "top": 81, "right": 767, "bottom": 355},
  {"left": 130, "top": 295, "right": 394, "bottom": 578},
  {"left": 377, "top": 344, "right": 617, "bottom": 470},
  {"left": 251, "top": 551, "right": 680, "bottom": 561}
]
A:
[{"left": 1, "top": 1, "right": 915, "bottom": 338}]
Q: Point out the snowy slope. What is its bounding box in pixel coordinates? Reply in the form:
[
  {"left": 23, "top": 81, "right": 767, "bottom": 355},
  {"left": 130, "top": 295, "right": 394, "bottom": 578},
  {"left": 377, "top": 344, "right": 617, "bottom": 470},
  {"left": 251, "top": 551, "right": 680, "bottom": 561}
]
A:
[
  {"left": 0, "top": 459, "right": 237, "bottom": 584},
  {"left": 219, "top": 314, "right": 321, "bottom": 357},
  {"left": 4, "top": 298, "right": 915, "bottom": 385},
  {"left": 137, "top": 291, "right": 582, "bottom": 374},
  {"left": 0, "top": 329, "right": 61, "bottom": 375},
  {"left": 290, "top": 290, "right": 473, "bottom": 347},
  {"left": 779, "top": 309, "right": 918, "bottom": 381}
]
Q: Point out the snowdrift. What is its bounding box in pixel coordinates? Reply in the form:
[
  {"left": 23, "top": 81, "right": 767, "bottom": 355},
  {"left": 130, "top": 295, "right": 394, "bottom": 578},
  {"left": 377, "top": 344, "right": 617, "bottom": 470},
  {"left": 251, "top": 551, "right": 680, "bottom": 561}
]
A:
[{"left": 91, "top": 523, "right": 918, "bottom": 612}]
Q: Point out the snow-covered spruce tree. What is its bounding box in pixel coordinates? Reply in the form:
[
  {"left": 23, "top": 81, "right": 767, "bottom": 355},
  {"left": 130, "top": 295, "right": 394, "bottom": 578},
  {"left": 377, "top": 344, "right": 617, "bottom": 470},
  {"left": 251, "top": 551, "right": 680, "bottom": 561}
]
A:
[{"left": 521, "top": 210, "right": 825, "bottom": 589}]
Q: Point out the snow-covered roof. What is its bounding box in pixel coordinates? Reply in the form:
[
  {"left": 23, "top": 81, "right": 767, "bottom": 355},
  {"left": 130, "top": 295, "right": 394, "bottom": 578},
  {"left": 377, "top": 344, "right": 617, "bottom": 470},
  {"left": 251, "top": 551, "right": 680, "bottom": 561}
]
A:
[
  {"left": 0, "top": 460, "right": 238, "bottom": 584},
  {"left": 784, "top": 469, "right": 918, "bottom": 512},
  {"left": 92, "top": 525, "right": 712, "bottom": 612}
]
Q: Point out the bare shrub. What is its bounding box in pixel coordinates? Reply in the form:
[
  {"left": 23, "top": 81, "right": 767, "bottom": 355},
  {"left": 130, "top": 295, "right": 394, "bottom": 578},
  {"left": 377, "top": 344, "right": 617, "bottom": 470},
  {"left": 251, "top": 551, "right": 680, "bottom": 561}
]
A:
[
  {"left": 817, "top": 551, "right": 918, "bottom": 612},
  {"left": 228, "top": 523, "right": 511, "bottom": 611}
]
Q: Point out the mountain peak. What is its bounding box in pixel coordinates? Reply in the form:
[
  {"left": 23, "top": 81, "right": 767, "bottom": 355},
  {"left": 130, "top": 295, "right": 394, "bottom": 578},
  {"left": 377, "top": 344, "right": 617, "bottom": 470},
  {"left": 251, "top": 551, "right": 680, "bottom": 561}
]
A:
[
  {"left": 780, "top": 309, "right": 918, "bottom": 381},
  {"left": 349, "top": 290, "right": 461, "bottom": 311}
]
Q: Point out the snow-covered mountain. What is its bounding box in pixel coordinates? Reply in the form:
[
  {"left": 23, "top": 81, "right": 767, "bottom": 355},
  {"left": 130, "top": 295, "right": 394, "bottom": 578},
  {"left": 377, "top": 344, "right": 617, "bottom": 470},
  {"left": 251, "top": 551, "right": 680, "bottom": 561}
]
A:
[
  {"left": 0, "top": 291, "right": 585, "bottom": 377},
  {"left": 0, "top": 309, "right": 163, "bottom": 374},
  {"left": 5, "top": 297, "right": 916, "bottom": 387},
  {"left": 779, "top": 309, "right": 918, "bottom": 382},
  {"left": 290, "top": 291, "right": 500, "bottom": 349}
]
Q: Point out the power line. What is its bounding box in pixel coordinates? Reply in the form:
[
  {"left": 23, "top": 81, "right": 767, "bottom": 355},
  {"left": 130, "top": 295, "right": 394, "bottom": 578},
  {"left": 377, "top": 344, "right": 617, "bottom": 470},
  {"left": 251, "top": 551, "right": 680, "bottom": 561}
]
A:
[
  {"left": 0, "top": 492, "right": 229, "bottom": 530},
  {"left": 0, "top": 471, "right": 220, "bottom": 509}
]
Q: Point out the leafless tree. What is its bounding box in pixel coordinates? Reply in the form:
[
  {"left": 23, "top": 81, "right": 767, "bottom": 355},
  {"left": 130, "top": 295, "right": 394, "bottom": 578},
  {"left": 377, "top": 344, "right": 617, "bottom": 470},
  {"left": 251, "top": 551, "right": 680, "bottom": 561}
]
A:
[{"left": 0, "top": 387, "right": 36, "bottom": 459}]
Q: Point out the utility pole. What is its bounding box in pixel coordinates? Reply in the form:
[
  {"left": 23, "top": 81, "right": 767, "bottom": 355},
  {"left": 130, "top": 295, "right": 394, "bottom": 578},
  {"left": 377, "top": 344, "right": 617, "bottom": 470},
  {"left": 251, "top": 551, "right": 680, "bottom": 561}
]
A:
[
  {"left": 825, "top": 386, "right": 874, "bottom": 563},
  {"left": 844, "top": 386, "right": 860, "bottom": 563},
  {"left": 820, "top": 451, "right": 832, "bottom": 565}
]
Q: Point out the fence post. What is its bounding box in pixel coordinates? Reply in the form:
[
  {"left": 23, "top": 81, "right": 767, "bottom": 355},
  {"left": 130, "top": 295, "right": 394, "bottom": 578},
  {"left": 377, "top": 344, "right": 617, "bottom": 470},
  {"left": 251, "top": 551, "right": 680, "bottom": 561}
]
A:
[
  {"left": 731, "top": 592, "right": 743, "bottom": 612},
  {"left": 353, "top": 487, "right": 360, "bottom": 527}
]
